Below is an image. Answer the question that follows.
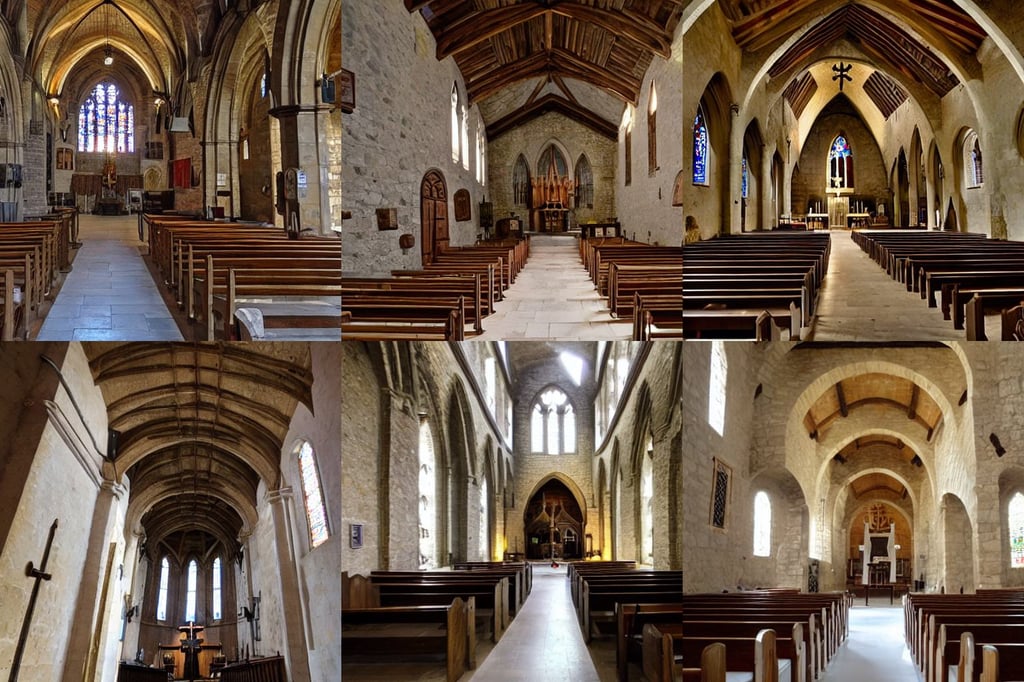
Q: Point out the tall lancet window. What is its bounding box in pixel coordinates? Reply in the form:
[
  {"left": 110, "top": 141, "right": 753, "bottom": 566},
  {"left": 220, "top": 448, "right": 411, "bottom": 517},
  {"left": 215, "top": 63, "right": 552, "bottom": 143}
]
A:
[
  {"left": 640, "top": 436, "right": 654, "bottom": 564},
  {"left": 479, "top": 475, "right": 489, "bottom": 560},
  {"left": 964, "top": 130, "right": 983, "bottom": 188},
  {"left": 211, "top": 557, "right": 222, "bottom": 620},
  {"left": 708, "top": 341, "right": 727, "bottom": 435},
  {"left": 419, "top": 419, "right": 438, "bottom": 569},
  {"left": 647, "top": 81, "right": 657, "bottom": 175},
  {"left": 185, "top": 559, "right": 198, "bottom": 622},
  {"left": 574, "top": 154, "right": 593, "bottom": 209},
  {"left": 753, "top": 491, "right": 772, "bottom": 557},
  {"left": 451, "top": 84, "right": 460, "bottom": 163},
  {"left": 156, "top": 557, "right": 170, "bottom": 621},
  {"left": 693, "top": 108, "right": 708, "bottom": 185},
  {"left": 513, "top": 154, "right": 531, "bottom": 207},
  {"left": 298, "top": 441, "right": 330, "bottom": 548},
  {"left": 1010, "top": 492, "right": 1024, "bottom": 567},
  {"left": 828, "top": 135, "right": 854, "bottom": 189}
]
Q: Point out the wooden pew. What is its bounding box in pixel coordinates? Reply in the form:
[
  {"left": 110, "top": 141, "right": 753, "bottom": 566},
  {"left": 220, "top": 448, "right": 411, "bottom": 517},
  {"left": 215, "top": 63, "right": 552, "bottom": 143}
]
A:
[
  {"left": 635, "top": 293, "right": 684, "bottom": 340},
  {"left": 1001, "top": 303, "right": 1024, "bottom": 341},
  {"left": 963, "top": 291, "right": 1024, "bottom": 340},
  {"left": 116, "top": 663, "right": 171, "bottom": 682},
  {"left": 370, "top": 568, "right": 518, "bottom": 622},
  {"left": 373, "top": 579, "right": 507, "bottom": 643},
  {"left": 342, "top": 598, "right": 473, "bottom": 682},
  {"left": 648, "top": 626, "right": 797, "bottom": 682},
  {"left": 935, "top": 623, "right": 1024, "bottom": 682},
  {"left": 980, "top": 642, "right": 1024, "bottom": 682},
  {"left": 341, "top": 295, "right": 466, "bottom": 340}
]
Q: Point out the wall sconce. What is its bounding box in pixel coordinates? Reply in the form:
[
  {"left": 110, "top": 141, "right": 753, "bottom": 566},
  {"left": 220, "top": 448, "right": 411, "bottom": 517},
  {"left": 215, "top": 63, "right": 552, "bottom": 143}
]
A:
[
  {"left": 376, "top": 208, "right": 398, "bottom": 230},
  {"left": 47, "top": 95, "right": 60, "bottom": 106}
]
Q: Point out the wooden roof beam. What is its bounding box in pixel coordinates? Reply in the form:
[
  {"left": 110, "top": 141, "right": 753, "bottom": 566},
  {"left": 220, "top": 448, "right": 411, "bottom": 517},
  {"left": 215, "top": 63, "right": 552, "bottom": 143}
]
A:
[
  {"left": 908, "top": 384, "right": 919, "bottom": 421},
  {"left": 550, "top": 4, "right": 673, "bottom": 58},
  {"left": 836, "top": 381, "right": 848, "bottom": 418},
  {"left": 435, "top": 4, "right": 548, "bottom": 60},
  {"left": 486, "top": 93, "right": 618, "bottom": 141},
  {"left": 732, "top": 0, "right": 827, "bottom": 50}
]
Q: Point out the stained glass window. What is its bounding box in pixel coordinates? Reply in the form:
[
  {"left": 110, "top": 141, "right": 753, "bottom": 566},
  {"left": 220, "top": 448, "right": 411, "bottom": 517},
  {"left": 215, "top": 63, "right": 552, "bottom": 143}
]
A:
[
  {"left": 828, "top": 136, "right": 853, "bottom": 189},
  {"left": 513, "top": 155, "right": 531, "bottom": 207},
  {"left": 185, "top": 559, "right": 198, "bottom": 622},
  {"left": 419, "top": 420, "right": 437, "bottom": 569},
  {"left": 742, "top": 156, "right": 749, "bottom": 199},
  {"left": 298, "top": 441, "right": 330, "bottom": 549},
  {"left": 693, "top": 109, "right": 708, "bottom": 185},
  {"left": 531, "top": 387, "right": 574, "bottom": 454},
  {"left": 212, "top": 557, "right": 222, "bottom": 620},
  {"left": 1010, "top": 492, "right": 1024, "bottom": 567},
  {"left": 260, "top": 73, "right": 268, "bottom": 99},
  {"left": 77, "top": 83, "right": 134, "bottom": 154},
  {"left": 156, "top": 557, "right": 169, "bottom": 621},
  {"left": 574, "top": 155, "right": 593, "bottom": 209},
  {"left": 964, "top": 131, "right": 983, "bottom": 188}
]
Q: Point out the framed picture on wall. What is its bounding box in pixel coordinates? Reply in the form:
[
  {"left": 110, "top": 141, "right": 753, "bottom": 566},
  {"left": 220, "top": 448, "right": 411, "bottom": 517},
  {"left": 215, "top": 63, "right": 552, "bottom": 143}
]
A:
[{"left": 340, "top": 69, "right": 355, "bottom": 113}]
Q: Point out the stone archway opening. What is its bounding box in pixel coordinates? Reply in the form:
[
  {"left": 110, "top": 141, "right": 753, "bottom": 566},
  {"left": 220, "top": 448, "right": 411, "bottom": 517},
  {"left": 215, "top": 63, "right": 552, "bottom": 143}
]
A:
[{"left": 523, "top": 478, "right": 585, "bottom": 561}]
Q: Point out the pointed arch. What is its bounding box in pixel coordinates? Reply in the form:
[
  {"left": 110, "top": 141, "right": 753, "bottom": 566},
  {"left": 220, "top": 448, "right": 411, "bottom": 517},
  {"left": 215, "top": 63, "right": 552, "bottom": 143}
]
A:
[
  {"left": 574, "top": 154, "right": 594, "bottom": 209},
  {"left": 513, "top": 153, "right": 531, "bottom": 207},
  {"left": 297, "top": 440, "right": 330, "bottom": 549},
  {"left": 827, "top": 134, "right": 853, "bottom": 190}
]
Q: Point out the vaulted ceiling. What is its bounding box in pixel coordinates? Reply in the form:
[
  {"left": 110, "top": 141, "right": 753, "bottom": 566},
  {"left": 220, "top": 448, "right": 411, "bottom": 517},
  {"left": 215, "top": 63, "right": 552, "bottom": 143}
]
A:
[
  {"left": 84, "top": 342, "right": 314, "bottom": 560},
  {"left": 408, "top": 0, "right": 684, "bottom": 138},
  {"left": 718, "top": 0, "right": 987, "bottom": 99}
]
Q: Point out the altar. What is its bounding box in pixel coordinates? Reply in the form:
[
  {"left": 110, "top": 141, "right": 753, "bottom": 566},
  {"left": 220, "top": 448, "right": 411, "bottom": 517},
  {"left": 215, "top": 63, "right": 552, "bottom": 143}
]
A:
[{"left": 156, "top": 624, "right": 222, "bottom": 680}]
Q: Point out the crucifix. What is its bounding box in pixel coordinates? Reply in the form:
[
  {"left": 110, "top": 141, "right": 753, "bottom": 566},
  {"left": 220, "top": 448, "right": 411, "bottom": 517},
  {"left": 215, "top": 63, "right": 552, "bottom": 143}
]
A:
[
  {"left": 832, "top": 62, "right": 853, "bottom": 91},
  {"left": 10, "top": 519, "right": 58, "bottom": 682},
  {"left": 179, "top": 620, "right": 204, "bottom": 681}
]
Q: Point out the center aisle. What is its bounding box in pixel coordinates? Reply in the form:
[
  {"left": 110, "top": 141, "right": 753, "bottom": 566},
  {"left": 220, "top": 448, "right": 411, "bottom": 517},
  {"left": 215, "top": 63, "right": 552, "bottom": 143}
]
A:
[
  {"left": 36, "top": 214, "right": 184, "bottom": 341},
  {"left": 806, "top": 230, "right": 962, "bottom": 341},
  {"left": 468, "top": 564, "right": 600, "bottom": 681},
  {"left": 475, "top": 234, "right": 631, "bottom": 340},
  {"left": 818, "top": 606, "right": 918, "bottom": 681}
]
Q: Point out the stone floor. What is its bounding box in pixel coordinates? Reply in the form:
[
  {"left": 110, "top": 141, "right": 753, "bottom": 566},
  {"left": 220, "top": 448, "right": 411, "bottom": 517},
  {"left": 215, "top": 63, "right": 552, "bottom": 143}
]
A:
[
  {"left": 806, "top": 230, "right": 998, "bottom": 342},
  {"left": 475, "top": 235, "right": 632, "bottom": 341},
  {"left": 818, "top": 605, "right": 920, "bottom": 682},
  {"left": 35, "top": 214, "right": 184, "bottom": 341}
]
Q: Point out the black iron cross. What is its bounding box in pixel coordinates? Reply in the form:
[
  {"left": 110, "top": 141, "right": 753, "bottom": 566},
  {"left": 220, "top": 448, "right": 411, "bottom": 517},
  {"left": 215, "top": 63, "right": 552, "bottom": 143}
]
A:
[{"left": 832, "top": 62, "right": 853, "bottom": 91}]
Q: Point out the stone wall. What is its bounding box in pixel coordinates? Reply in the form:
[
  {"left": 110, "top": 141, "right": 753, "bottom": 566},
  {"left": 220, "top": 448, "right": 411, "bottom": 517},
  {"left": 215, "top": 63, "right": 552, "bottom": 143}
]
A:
[
  {"left": 342, "top": 1, "right": 486, "bottom": 276},
  {"left": 488, "top": 111, "right": 616, "bottom": 230},
  {"left": 615, "top": 26, "right": 684, "bottom": 246},
  {"left": 239, "top": 82, "right": 275, "bottom": 223},
  {"left": 340, "top": 343, "right": 381, "bottom": 577}
]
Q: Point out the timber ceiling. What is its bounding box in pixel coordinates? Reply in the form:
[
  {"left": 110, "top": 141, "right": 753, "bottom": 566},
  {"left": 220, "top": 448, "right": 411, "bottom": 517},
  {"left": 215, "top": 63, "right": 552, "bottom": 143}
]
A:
[
  {"left": 505, "top": 340, "right": 598, "bottom": 386},
  {"left": 84, "top": 343, "right": 314, "bottom": 558},
  {"left": 717, "top": 0, "right": 985, "bottom": 98},
  {"left": 408, "top": 0, "right": 684, "bottom": 137},
  {"left": 849, "top": 471, "right": 907, "bottom": 499},
  {"left": 803, "top": 372, "right": 943, "bottom": 442}
]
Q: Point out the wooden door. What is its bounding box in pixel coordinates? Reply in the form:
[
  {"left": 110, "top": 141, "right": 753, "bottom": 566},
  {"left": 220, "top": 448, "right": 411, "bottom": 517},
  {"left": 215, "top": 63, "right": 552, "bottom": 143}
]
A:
[{"left": 420, "top": 170, "right": 448, "bottom": 265}]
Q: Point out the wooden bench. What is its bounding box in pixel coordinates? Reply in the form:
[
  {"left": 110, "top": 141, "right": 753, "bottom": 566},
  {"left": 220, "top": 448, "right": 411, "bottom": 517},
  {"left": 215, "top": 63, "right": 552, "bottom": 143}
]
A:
[
  {"left": 647, "top": 626, "right": 795, "bottom": 682},
  {"left": 342, "top": 598, "right": 473, "bottom": 682},
  {"left": 116, "top": 662, "right": 172, "bottom": 682},
  {"left": 342, "top": 295, "right": 466, "bottom": 340},
  {"left": 980, "top": 641, "right": 1024, "bottom": 682},
  {"left": 635, "top": 293, "right": 684, "bottom": 340}
]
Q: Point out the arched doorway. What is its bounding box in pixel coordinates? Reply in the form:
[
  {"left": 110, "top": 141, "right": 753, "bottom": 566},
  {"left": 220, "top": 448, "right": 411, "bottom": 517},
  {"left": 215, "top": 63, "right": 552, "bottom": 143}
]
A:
[
  {"left": 942, "top": 493, "right": 975, "bottom": 593},
  {"left": 420, "top": 170, "right": 448, "bottom": 265},
  {"left": 524, "top": 478, "right": 585, "bottom": 560}
]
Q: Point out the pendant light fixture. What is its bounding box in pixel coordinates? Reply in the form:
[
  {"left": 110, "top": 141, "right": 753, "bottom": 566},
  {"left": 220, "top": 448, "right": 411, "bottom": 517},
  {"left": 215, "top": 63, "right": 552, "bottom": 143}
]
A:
[{"left": 103, "top": 0, "right": 114, "bottom": 66}]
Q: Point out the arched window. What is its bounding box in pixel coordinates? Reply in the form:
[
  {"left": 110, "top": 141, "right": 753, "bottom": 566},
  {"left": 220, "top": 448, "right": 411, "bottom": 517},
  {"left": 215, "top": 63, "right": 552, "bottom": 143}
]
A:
[
  {"left": 260, "top": 73, "right": 268, "bottom": 99},
  {"left": 185, "top": 559, "right": 198, "bottom": 622},
  {"left": 623, "top": 107, "right": 633, "bottom": 186},
  {"left": 211, "top": 557, "right": 222, "bottom": 620},
  {"left": 298, "top": 441, "right": 330, "bottom": 548},
  {"left": 741, "top": 156, "right": 749, "bottom": 199},
  {"left": 479, "top": 474, "right": 489, "bottom": 560},
  {"left": 964, "top": 130, "right": 983, "bottom": 188},
  {"left": 156, "top": 557, "right": 170, "bottom": 621},
  {"left": 1009, "top": 492, "right": 1024, "bottom": 567},
  {"left": 828, "top": 135, "right": 853, "bottom": 189},
  {"left": 708, "top": 341, "right": 727, "bottom": 435},
  {"left": 530, "top": 387, "right": 575, "bottom": 455},
  {"left": 77, "top": 83, "right": 134, "bottom": 154},
  {"left": 640, "top": 436, "right": 654, "bottom": 564},
  {"left": 451, "top": 84, "right": 460, "bottom": 164},
  {"left": 648, "top": 81, "right": 658, "bottom": 175},
  {"left": 574, "top": 155, "right": 593, "bottom": 209},
  {"left": 538, "top": 144, "right": 568, "bottom": 180},
  {"left": 753, "top": 491, "right": 772, "bottom": 557},
  {"left": 476, "top": 122, "right": 486, "bottom": 185},
  {"left": 419, "top": 419, "right": 437, "bottom": 569},
  {"left": 461, "top": 104, "right": 469, "bottom": 171},
  {"left": 484, "top": 356, "right": 496, "bottom": 415},
  {"left": 693, "top": 108, "right": 708, "bottom": 185},
  {"left": 513, "top": 154, "right": 531, "bottom": 207}
]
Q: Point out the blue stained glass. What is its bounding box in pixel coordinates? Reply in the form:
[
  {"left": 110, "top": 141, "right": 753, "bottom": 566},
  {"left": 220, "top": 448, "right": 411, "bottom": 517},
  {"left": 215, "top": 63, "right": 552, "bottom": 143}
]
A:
[
  {"left": 78, "top": 84, "right": 135, "bottom": 154},
  {"left": 830, "top": 136, "right": 851, "bottom": 159},
  {"left": 742, "top": 156, "right": 748, "bottom": 199},
  {"left": 693, "top": 111, "right": 708, "bottom": 185}
]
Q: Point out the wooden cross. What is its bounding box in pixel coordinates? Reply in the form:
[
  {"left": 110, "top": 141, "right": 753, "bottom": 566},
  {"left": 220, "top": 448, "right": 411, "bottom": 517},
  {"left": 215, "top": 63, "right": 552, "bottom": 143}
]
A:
[
  {"left": 10, "top": 519, "right": 58, "bottom": 682},
  {"left": 832, "top": 62, "right": 853, "bottom": 91}
]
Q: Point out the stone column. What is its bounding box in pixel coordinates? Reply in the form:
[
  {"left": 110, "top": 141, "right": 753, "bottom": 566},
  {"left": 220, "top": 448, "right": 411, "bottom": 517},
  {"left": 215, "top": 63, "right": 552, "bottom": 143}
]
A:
[
  {"left": 269, "top": 104, "right": 335, "bottom": 234},
  {"left": 265, "top": 487, "right": 313, "bottom": 681},
  {"left": 60, "top": 479, "right": 126, "bottom": 682},
  {"left": 760, "top": 144, "right": 772, "bottom": 231},
  {"left": 727, "top": 104, "right": 742, "bottom": 234},
  {"left": 379, "top": 387, "right": 420, "bottom": 570}
]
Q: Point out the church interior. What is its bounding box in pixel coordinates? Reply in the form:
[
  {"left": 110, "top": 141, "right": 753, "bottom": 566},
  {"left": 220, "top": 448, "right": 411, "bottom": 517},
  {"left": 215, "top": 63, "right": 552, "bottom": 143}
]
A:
[
  {"left": 341, "top": 340, "right": 1024, "bottom": 681},
  {"left": 0, "top": 0, "right": 341, "bottom": 343},
  {"left": 0, "top": 342, "right": 340, "bottom": 681}
]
